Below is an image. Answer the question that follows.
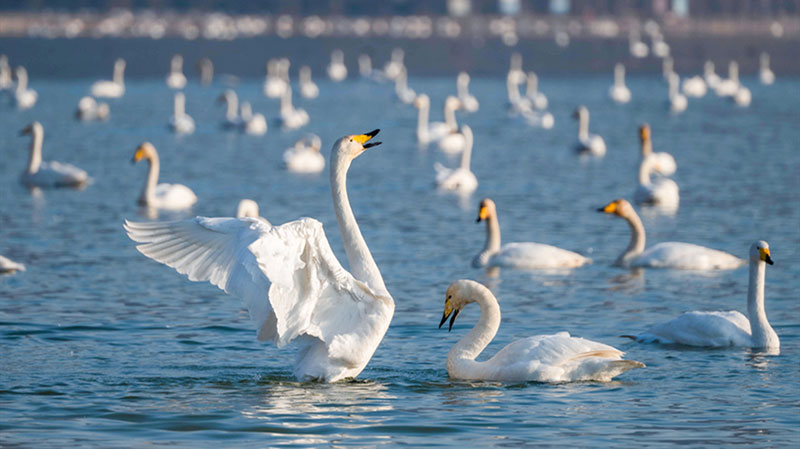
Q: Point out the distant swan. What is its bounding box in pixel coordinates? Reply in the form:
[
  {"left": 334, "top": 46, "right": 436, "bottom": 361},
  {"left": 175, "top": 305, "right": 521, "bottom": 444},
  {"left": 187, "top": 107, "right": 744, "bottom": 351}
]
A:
[
  {"left": 759, "top": 52, "right": 775, "bottom": 85},
  {"left": 456, "top": 72, "right": 479, "bottom": 113},
  {"left": 438, "top": 96, "right": 467, "bottom": 154},
  {"left": 124, "top": 129, "right": 393, "bottom": 382},
  {"left": 638, "top": 124, "right": 676, "bottom": 176},
  {"left": 169, "top": 92, "right": 195, "bottom": 135},
  {"left": 284, "top": 134, "right": 324, "bottom": 174},
  {"left": 394, "top": 67, "right": 416, "bottom": 104},
  {"left": 327, "top": 49, "right": 347, "bottom": 82},
  {"left": 0, "top": 255, "right": 25, "bottom": 274},
  {"left": 263, "top": 59, "right": 288, "bottom": 98},
  {"left": 90, "top": 58, "right": 125, "bottom": 98},
  {"left": 473, "top": 198, "right": 590, "bottom": 269},
  {"left": 197, "top": 57, "right": 214, "bottom": 86},
  {"left": 20, "top": 122, "right": 89, "bottom": 188},
  {"left": 439, "top": 279, "right": 644, "bottom": 382},
  {"left": 299, "top": 65, "right": 319, "bottom": 99},
  {"left": 131, "top": 142, "right": 197, "bottom": 210},
  {"left": 166, "top": 54, "right": 187, "bottom": 90},
  {"left": 278, "top": 87, "right": 309, "bottom": 130},
  {"left": 413, "top": 94, "right": 449, "bottom": 146},
  {"left": 598, "top": 199, "right": 744, "bottom": 270},
  {"left": 217, "top": 89, "right": 242, "bottom": 129},
  {"left": 667, "top": 73, "right": 687, "bottom": 114},
  {"left": 634, "top": 241, "right": 778, "bottom": 351},
  {"left": 236, "top": 199, "right": 271, "bottom": 226},
  {"left": 573, "top": 106, "right": 606, "bottom": 157},
  {"left": 682, "top": 75, "right": 707, "bottom": 98},
  {"left": 434, "top": 124, "right": 477, "bottom": 194},
  {"left": 75, "top": 96, "right": 110, "bottom": 121},
  {"left": 14, "top": 66, "right": 37, "bottom": 110},
  {"left": 609, "top": 63, "right": 632, "bottom": 104},
  {"left": 525, "top": 71, "right": 548, "bottom": 110},
  {"left": 240, "top": 101, "right": 268, "bottom": 136}
]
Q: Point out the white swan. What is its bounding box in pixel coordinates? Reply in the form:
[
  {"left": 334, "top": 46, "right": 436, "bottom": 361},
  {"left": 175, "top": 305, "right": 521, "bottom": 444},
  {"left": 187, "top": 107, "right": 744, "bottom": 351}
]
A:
[
  {"left": 634, "top": 153, "right": 679, "bottom": 210},
  {"left": 284, "top": 134, "right": 324, "bottom": 174},
  {"left": 598, "top": 199, "right": 744, "bottom": 270},
  {"left": 263, "top": 59, "right": 288, "bottom": 98},
  {"left": 298, "top": 65, "right": 319, "bottom": 99},
  {"left": 131, "top": 142, "right": 197, "bottom": 210},
  {"left": 166, "top": 54, "right": 187, "bottom": 90},
  {"left": 525, "top": 71, "right": 548, "bottom": 110},
  {"left": 667, "top": 73, "right": 687, "bottom": 114},
  {"left": 628, "top": 30, "right": 648, "bottom": 58},
  {"left": 507, "top": 52, "right": 525, "bottom": 85},
  {"left": 327, "top": 49, "right": 347, "bottom": 82},
  {"left": 91, "top": 58, "right": 125, "bottom": 98},
  {"left": 0, "top": 255, "right": 25, "bottom": 274},
  {"left": 382, "top": 48, "right": 405, "bottom": 81},
  {"left": 278, "top": 87, "right": 309, "bottom": 130},
  {"left": 635, "top": 241, "right": 778, "bottom": 351},
  {"left": 638, "top": 123, "right": 676, "bottom": 177},
  {"left": 394, "top": 67, "right": 416, "bottom": 104},
  {"left": 438, "top": 97, "right": 467, "bottom": 155},
  {"left": 609, "top": 63, "right": 632, "bottom": 104},
  {"left": 197, "top": 57, "right": 214, "bottom": 86},
  {"left": 439, "top": 279, "right": 644, "bottom": 382},
  {"left": 506, "top": 71, "right": 533, "bottom": 116},
  {"left": 169, "top": 92, "right": 195, "bottom": 135},
  {"left": 20, "top": 122, "right": 89, "bottom": 188},
  {"left": 236, "top": 199, "right": 271, "bottom": 226},
  {"left": 0, "top": 55, "right": 12, "bottom": 90},
  {"left": 434, "top": 124, "right": 477, "bottom": 194},
  {"left": 413, "top": 94, "right": 450, "bottom": 146},
  {"left": 704, "top": 61, "right": 721, "bottom": 90},
  {"left": 662, "top": 57, "right": 674, "bottom": 81},
  {"left": 124, "top": 129, "right": 393, "bottom": 382},
  {"left": 14, "top": 66, "right": 37, "bottom": 110},
  {"left": 759, "top": 52, "right": 775, "bottom": 85},
  {"left": 240, "top": 101, "right": 268, "bottom": 136},
  {"left": 473, "top": 198, "right": 590, "bottom": 269},
  {"left": 75, "top": 96, "right": 110, "bottom": 121},
  {"left": 456, "top": 72, "right": 479, "bottom": 113},
  {"left": 358, "top": 53, "right": 373, "bottom": 78},
  {"left": 733, "top": 84, "right": 752, "bottom": 108},
  {"left": 573, "top": 106, "right": 606, "bottom": 157},
  {"left": 715, "top": 61, "right": 740, "bottom": 97},
  {"left": 681, "top": 75, "right": 707, "bottom": 98},
  {"left": 217, "top": 89, "right": 242, "bottom": 129}
]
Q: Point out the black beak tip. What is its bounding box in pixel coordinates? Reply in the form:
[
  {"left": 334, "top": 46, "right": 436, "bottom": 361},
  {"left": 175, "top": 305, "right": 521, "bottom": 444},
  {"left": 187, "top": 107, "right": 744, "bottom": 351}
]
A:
[
  {"left": 596, "top": 207, "right": 606, "bottom": 212},
  {"left": 476, "top": 217, "right": 482, "bottom": 222},
  {"left": 363, "top": 141, "right": 382, "bottom": 149},
  {"left": 366, "top": 129, "right": 380, "bottom": 137},
  {"left": 439, "top": 314, "right": 448, "bottom": 329},
  {"left": 766, "top": 256, "right": 774, "bottom": 265}
]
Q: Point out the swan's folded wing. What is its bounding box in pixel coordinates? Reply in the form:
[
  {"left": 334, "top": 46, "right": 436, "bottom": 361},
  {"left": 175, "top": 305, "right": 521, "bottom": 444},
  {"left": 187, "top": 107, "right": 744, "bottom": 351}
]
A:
[{"left": 124, "top": 217, "right": 385, "bottom": 352}]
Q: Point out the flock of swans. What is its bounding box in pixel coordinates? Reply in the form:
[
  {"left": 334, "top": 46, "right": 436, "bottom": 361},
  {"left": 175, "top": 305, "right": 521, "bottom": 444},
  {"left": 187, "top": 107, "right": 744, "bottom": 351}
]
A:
[{"left": 2, "top": 45, "right": 782, "bottom": 384}]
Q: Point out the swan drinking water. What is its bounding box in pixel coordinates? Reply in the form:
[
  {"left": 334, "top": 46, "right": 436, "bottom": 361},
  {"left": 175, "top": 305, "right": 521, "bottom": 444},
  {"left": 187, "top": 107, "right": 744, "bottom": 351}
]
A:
[
  {"left": 125, "top": 130, "right": 393, "bottom": 382},
  {"left": 473, "top": 198, "right": 591, "bottom": 270},
  {"left": 131, "top": 142, "right": 197, "bottom": 210},
  {"left": 634, "top": 241, "right": 778, "bottom": 351},
  {"left": 609, "top": 63, "right": 632, "bottom": 104},
  {"left": 434, "top": 124, "right": 477, "bottom": 194},
  {"left": 91, "top": 58, "right": 125, "bottom": 98},
  {"left": 20, "top": 122, "right": 89, "bottom": 188},
  {"left": 439, "top": 280, "right": 644, "bottom": 382},
  {"left": 597, "top": 199, "right": 744, "bottom": 270},
  {"left": 573, "top": 106, "right": 606, "bottom": 157}
]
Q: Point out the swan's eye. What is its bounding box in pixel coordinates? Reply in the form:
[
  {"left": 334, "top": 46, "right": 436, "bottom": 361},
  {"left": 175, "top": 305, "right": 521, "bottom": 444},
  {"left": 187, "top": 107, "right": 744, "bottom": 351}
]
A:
[{"left": 447, "top": 295, "right": 452, "bottom": 300}]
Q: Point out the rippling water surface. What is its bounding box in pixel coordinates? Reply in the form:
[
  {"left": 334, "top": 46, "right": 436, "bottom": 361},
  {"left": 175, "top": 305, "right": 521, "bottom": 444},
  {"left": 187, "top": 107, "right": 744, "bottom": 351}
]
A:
[{"left": 1, "top": 71, "right": 799, "bottom": 447}]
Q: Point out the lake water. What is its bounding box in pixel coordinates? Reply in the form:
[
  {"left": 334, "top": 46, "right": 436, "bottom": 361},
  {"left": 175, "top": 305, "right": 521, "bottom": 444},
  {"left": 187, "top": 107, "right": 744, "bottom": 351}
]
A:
[{"left": 1, "top": 69, "right": 799, "bottom": 447}]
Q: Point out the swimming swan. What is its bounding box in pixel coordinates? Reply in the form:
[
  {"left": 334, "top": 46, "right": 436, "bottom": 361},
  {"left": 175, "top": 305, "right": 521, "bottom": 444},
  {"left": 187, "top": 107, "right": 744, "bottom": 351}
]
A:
[
  {"left": 75, "top": 96, "right": 110, "bottom": 121},
  {"left": 327, "top": 49, "right": 347, "bottom": 82},
  {"left": 525, "top": 71, "right": 549, "bottom": 110},
  {"left": 240, "top": 101, "right": 268, "bottom": 136},
  {"left": 573, "top": 106, "right": 606, "bottom": 157},
  {"left": 634, "top": 241, "right": 778, "bottom": 351},
  {"left": 20, "top": 122, "right": 89, "bottom": 188},
  {"left": 473, "top": 198, "right": 591, "bottom": 269},
  {"left": 667, "top": 73, "right": 687, "bottom": 114},
  {"left": 217, "top": 89, "right": 242, "bottom": 129},
  {"left": 434, "top": 124, "right": 477, "bottom": 194},
  {"left": 236, "top": 199, "right": 271, "bottom": 226},
  {"left": 598, "top": 199, "right": 744, "bottom": 270},
  {"left": 125, "top": 130, "right": 393, "bottom": 382},
  {"left": 278, "top": 87, "right": 309, "bottom": 130},
  {"left": 609, "top": 63, "right": 632, "bottom": 104},
  {"left": 638, "top": 124, "right": 676, "bottom": 176},
  {"left": 439, "top": 279, "right": 644, "bottom": 382},
  {"left": 169, "top": 93, "right": 195, "bottom": 135},
  {"left": 759, "top": 52, "right": 775, "bottom": 85},
  {"left": 14, "top": 66, "right": 37, "bottom": 110},
  {"left": 413, "top": 94, "right": 450, "bottom": 146},
  {"left": 166, "top": 54, "right": 187, "bottom": 90},
  {"left": 0, "top": 255, "right": 25, "bottom": 274},
  {"left": 438, "top": 96, "right": 467, "bottom": 155},
  {"left": 91, "top": 58, "right": 125, "bottom": 98},
  {"left": 299, "top": 65, "right": 319, "bottom": 99},
  {"left": 284, "top": 134, "right": 324, "bottom": 174},
  {"left": 131, "top": 142, "right": 197, "bottom": 210},
  {"left": 457, "top": 72, "right": 480, "bottom": 113}
]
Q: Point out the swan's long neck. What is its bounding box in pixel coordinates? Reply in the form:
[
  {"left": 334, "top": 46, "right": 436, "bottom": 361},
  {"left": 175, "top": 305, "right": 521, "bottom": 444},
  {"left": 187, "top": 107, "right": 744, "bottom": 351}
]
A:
[
  {"left": 139, "top": 154, "right": 160, "bottom": 206},
  {"left": 526, "top": 74, "right": 538, "bottom": 97},
  {"left": 330, "top": 152, "right": 387, "bottom": 293},
  {"left": 668, "top": 75, "right": 678, "bottom": 97},
  {"left": 174, "top": 95, "right": 185, "bottom": 118},
  {"left": 446, "top": 286, "right": 501, "bottom": 379},
  {"left": 618, "top": 209, "right": 646, "bottom": 266},
  {"left": 746, "top": 258, "right": 778, "bottom": 348},
  {"left": 729, "top": 62, "right": 739, "bottom": 84},
  {"left": 226, "top": 93, "right": 238, "bottom": 120},
  {"left": 460, "top": 130, "right": 473, "bottom": 170},
  {"left": 444, "top": 103, "right": 458, "bottom": 132},
  {"left": 640, "top": 137, "right": 653, "bottom": 158},
  {"left": 615, "top": 64, "right": 625, "bottom": 86},
  {"left": 760, "top": 54, "right": 770, "bottom": 70},
  {"left": 416, "top": 102, "right": 429, "bottom": 142},
  {"left": 16, "top": 70, "right": 28, "bottom": 92},
  {"left": 26, "top": 127, "right": 43, "bottom": 174},
  {"left": 507, "top": 76, "right": 520, "bottom": 103},
  {"left": 479, "top": 213, "right": 501, "bottom": 262},
  {"left": 638, "top": 156, "right": 653, "bottom": 185},
  {"left": 457, "top": 77, "right": 468, "bottom": 98},
  {"left": 578, "top": 111, "right": 589, "bottom": 139},
  {"left": 113, "top": 63, "right": 124, "bottom": 85},
  {"left": 281, "top": 89, "right": 292, "bottom": 115}
]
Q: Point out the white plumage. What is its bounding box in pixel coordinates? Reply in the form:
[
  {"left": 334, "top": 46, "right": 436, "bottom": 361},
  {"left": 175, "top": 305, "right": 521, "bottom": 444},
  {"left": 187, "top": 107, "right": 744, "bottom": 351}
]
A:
[
  {"left": 240, "top": 102, "right": 268, "bottom": 136},
  {"left": 131, "top": 142, "right": 197, "bottom": 210},
  {"left": 0, "top": 255, "right": 26, "bottom": 274},
  {"left": 75, "top": 96, "right": 110, "bottom": 121},
  {"left": 413, "top": 94, "right": 450, "bottom": 146},
  {"left": 20, "top": 122, "right": 89, "bottom": 188},
  {"left": 440, "top": 280, "right": 644, "bottom": 382},
  {"left": 235, "top": 199, "right": 271, "bottom": 226},
  {"left": 166, "top": 54, "right": 187, "bottom": 90},
  {"left": 284, "top": 134, "right": 324, "bottom": 174},
  {"left": 609, "top": 63, "right": 632, "bottom": 104},
  {"left": 90, "top": 58, "right": 125, "bottom": 98},
  {"left": 327, "top": 49, "right": 347, "bottom": 82},
  {"left": 434, "top": 125, "right": 477, "bottom": 194},
  {"left": 456, "top": 72, "right": 479, "bottom": 113},
  {"left": 13, "top": 66, "right": 37, "bottom": 110},
  {"left": 573, "top": 106, "right": 606, "bottom": 157},
  {"left": 169, "top": 93, "right": 195, "bottom": 135}
]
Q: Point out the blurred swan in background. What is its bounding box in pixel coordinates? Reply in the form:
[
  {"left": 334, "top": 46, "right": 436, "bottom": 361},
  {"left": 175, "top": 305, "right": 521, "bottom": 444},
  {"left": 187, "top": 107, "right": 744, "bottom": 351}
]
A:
[
  {"left": 394, "top": 66, "right": 416, "bottom": 104},
  {"left": 598, "top": 199, "right": 744, "bottom": 270},
  {"left": 124, "top": 130, "right": 393, "bottom": 382},
  {"left": 634, "top": 152, "right": 679, "bottom": 210},
  {"left": 75, "top": 96, "right": 110, "bottom": 121},
  {"left": 263, "top": 59, "right": 288, "bottom": 98},
  {"left": 609, "top": 63, "right": 632, "bottom": 104},
  {"left": 439, "top": 280, "right": 643, "bottom": 382},
  {"left": 0, "top": 255, "right": 25, "bottom": 274},
  {"left": 327, "top": 49, "right": 347, "bottom": 82},
  {"left": 217, "top": 89, "right": 242, "bottom": 129},
  {"left": 434, "top": 124, "right": 477, "bottom": 194},
  {"left": 197, "top": 57, "right": 214, "bottom": 86},
  {"left": 298, "top": 65, "right": 319, "bottom": 99},
  {"left": 715, "top": 61, "right": 740, "bottom": 97},
  {"left": 90, "top": 58, "right": 125, "bottom": 98},
  {"left": 14, "top": 66, "right": 37, "bottom": 110},
  {"left": 413, "top": 94, "right": 449, "bottom": 146},
  {"left": 628, "top": 29, "right": 649, "bottom": 58},
  {"left": 240, "top": 101, "right": 268, "bottom": 135},
  {"left": 20, "top": 122, "right": 89, "bottom": 188},
  {"left": 131, "top": 142, "right": 197, "bottom": 210},
  {"left": 278, "top": 86, "right": 309, "bottom": 130},
  {"left": 456, "top": 72, "right": 479, "bottom": 113},
  {"left": 0, "top": 55, "right": 12, "bottom": 91},
  {"left": 704, "top": 60, "right": 721, "bottom": 90},
  {"left": 667, "top": 73, "right": 687, "bottom": 114},
  {"left": 169, "top": 92, "right": 195, "bottom": 135},
  {"left": 284, "top": 134, "right": 324, "bottom": 174},
  {"left": 525, "top": 71, "right": 548, "bottom": 110},
  {"left": 681, "top": 74, "right": 707, "bottom": 98},
  {"left": 473, "top": 198, "right": 591, "bottom": 269},
  {"left": 759, "top": 52, "right": 775, "bottom": 85},
  {"left": 382, "top": 48, "right": 405, "bottom": 81},
  {"left": 438, "top": 97, "right": 467, "bottom": 154},
  {"left": 166, "top": 54, "right": 187, "bottom": 90},
  {"left": 236, "top": 199, "right": 271, "bottom": 226},
  {"left": 638, "top": 124, "right": 676, "bottom": 176},
  {"left": 573, "top": 105, "right": 605, "bottom": 157},
  {"left": 634, "top": 241, "right": 778, "bottom": 351}
]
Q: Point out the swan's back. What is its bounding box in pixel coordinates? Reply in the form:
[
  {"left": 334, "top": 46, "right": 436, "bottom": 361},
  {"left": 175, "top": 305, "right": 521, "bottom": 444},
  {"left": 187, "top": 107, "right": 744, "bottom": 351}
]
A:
[
  {"left": 284, "top": 148, "right": 325, "bottom": 173},
  {"left": 634, "top": 177, "right": 679, "bottom": 207},
  {"left": 485, "top": 332, "right": 643, "bottom": 382},
  {"left": 634, "top": 242, "right": 744, "bottom": 270},
  {"left": 152, "top": 183, "right": 197, "bottom": 209},
  {"left": 576, "top": 134, "right": 606, "bottom": 157},
  {"left": 434, "top": 166, "right": 477, "bottom": 193},
  {"left": 638, "top": 311, "right": 752, "bottom": 347},
  {"left": 491, "top": 242, "right": 590, "bottom": 269},
  {"left": 22, "top": 161, "right": 88, "bottom": 188}
]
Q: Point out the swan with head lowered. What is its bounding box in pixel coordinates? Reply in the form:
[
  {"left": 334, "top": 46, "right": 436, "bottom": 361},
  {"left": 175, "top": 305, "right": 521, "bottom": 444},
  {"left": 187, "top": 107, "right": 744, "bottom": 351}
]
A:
[
  {"left": 573, "top": 106, "right": 605, "bottom": 157},
  {"left": 20, "top": 122, "right": 89, "bottom": 188},
  {"left": 439, "top": 280, "right": 644, "bottom": 382},
  {"left": 473, "top": 198, "right": 590, "bottom": 270},
  {"left": 169, "top": 93, "right": 195, "bottom": 135},
  {"left": 633, "top": 241, "right": 778, "bottom": 351},
  {"left": 131, "top": 142, "right": 197, "bottom": 210},
  {"left": 434, "top": 124, "right": 477, "bottom": 194},
  {"left": 166, "top": 54, "right": 187, "bottom": 90},
  {"left": 236, "top": 199, "right": 271, "bottom": 226},
  {"left": 598, "top": 199, "right": 744, "bottom": 270},
  {"left": 124, "top": 129, "right": 393, "bottom": 382},
  {"left": 91, "top": 58, "right": 125, "bottom": 98}
]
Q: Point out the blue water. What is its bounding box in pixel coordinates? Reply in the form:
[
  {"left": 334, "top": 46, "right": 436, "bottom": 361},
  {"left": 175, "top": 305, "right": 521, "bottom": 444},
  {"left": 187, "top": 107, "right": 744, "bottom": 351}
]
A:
[{"left": 1, "top": 72, "right": 799, "bottom": 447}]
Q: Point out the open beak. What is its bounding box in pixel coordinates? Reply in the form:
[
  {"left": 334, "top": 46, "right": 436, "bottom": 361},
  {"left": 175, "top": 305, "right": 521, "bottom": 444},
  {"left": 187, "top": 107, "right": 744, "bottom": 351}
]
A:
[
  {"left": 354, "top": 129, "right": 382, "bottom": 149},
  {"left": 765, "top": 255, "right": 774, "bottom": 265},
  {"left": 439, "top": 308, "right": 460, "bottom": 332}
]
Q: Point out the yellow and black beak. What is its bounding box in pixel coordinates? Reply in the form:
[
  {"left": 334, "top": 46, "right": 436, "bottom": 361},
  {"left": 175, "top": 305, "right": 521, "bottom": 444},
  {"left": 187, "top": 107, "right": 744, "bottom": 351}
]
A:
[
  {"left": 476, "top": 205, "right": 489, "bottom": 223},
  {"left": 439, "top": 301, "right": 460, "bottom": 332},
  {"left": 760, "top": 247, "right": 774, "bottom": 265},
  {"left": 131, "top": 146, "right": 144, "bottom": 164},
  {"left": 597, "top": 201, "right": 618, "bottom": 214},
  {"left": 353, "top": 129, "right": 382, "bottom": 149}
]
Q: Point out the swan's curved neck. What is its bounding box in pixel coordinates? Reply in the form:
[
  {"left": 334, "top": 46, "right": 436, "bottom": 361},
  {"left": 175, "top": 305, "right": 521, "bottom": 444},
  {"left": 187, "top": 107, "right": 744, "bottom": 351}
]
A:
[
  {"left": 638, "top": 156, "right": 653, "bottom": 185},
  {"left": 668, "top": 76, "right": 678, "bottom": 97},
  {"left": 640, "top": 137, "right": 653, "bottom": 158},
  {"left": 447, "top": 286, "right": 501, "bottom": 379},
  {"left": 507, "top": 77, "right": 520, "bottom": 103},
  {"left": 460, "top": 131, "right": 473, "bottom": 170},
  {"left": 747, "top": 258, "right": 778, "bottom": 348},
  {"left": 618, "top": 209, "right": 646, "bottom": 266},
  {"left": 113, "top": 64, "right": 124, "bottom": 85},
  {"left": 330, "top": 152, "right": 387, "bottom": 294},
  {"left": 526, "top": 75, "right": 538, "bottom": 96},
  {"left": 280, "top": 89, "right": 293, "bottom": 115},
  {"left": 444, "top": 103, "right": 458, "bottom": 132},
  {"left": 416, "top": 102, "right": 429, "bottom": 142},
  {"left": 139, "top": 154, "right": 160, "bottom": 206},
  {"left": 174, "top": 95, "right": 185, "bottom": 118},
  {"left": 457, "top": 78, "right": 468, "bottom": 97},
  {"left": 26, "top": 127, "right": 43, "bottom": 174},
  {"left": 479, "top": 213, "right": 501, "bottom": 262},
  {"left": 226, "top": 94, "right": 238, "bottom": 120},
  {"left": 578, "top": 112, "right": 589, "bottom": 139},
  {"left": 16, "top": 71, "right": 28, "bottom": 92}
]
